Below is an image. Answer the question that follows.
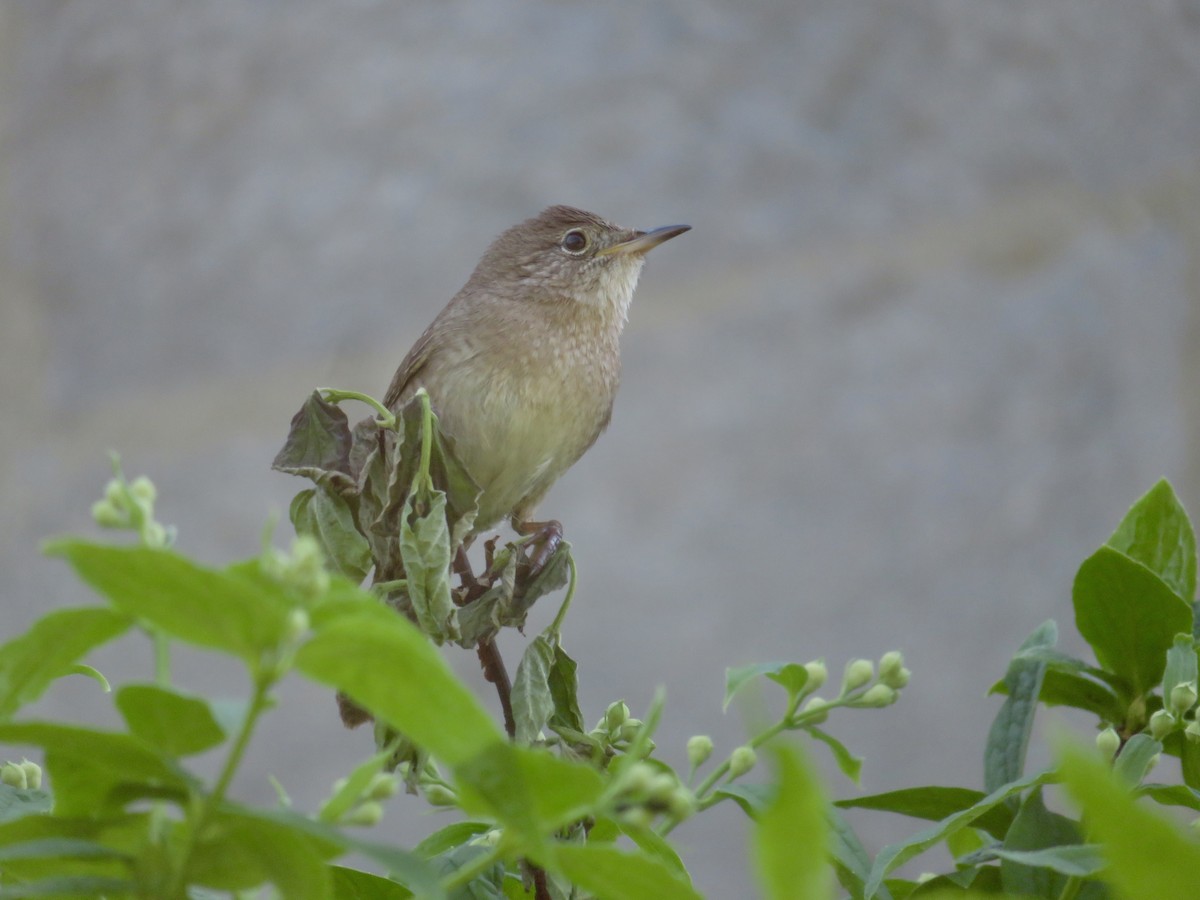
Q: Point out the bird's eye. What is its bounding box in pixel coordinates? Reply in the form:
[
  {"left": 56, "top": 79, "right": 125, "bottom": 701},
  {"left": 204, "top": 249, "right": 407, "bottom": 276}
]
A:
[{"left": 560, "top": 230, "right": 589, "bottom": 254}]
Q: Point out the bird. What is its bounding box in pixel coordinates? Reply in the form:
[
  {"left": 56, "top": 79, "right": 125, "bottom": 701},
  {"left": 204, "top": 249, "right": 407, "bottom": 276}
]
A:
[{"left": 382, "top": 205, "right": 690, "bottom": 559}]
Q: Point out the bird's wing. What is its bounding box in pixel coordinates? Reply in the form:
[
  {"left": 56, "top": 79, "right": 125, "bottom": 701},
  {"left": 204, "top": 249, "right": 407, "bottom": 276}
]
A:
[{"left": 382, "top": 322, "right": 439, "bottom": 409}]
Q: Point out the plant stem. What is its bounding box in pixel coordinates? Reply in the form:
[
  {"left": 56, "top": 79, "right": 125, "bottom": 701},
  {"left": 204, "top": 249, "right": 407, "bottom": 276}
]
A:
[
  {"left": 153, "top": 632, "right": 171, "bottom": 686},
  {"left": 164, "top": 673, "right": 273, "bottom": 898},
  {"left": 1057, "top": 876, "right": 1083, "bottom": 900},
  {"left": 319, "top": 387, "right": 396, "bottom": 429},
  {"left": 547, "top": 552, "right": 577, "bottom": 639}
]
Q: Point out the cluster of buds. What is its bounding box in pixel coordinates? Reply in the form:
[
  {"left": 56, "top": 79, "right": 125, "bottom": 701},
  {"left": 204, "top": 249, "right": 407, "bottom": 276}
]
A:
[
  {"left": 327, "top": 771, "right": 400, "bottom": 827},
  {"left": 261, "top": 534, "right": 331, "bottom": 598},
  {"left": 608, "top": 760, "right": 696, "bottom": 829},
  {"left": 394, "top": 757, "right": 458, "bottom": 809},
  {"left": 800, "top": 651, "right": 909, "bottom": 722},
  {"left": 588, "top": 701, "right": 652, "bottom": 754},
  {"left": 0, "top": 759, "right": 42, "bottom": 791},
  {"left": 90, "top": 464, "right": 174, "bottom": 548},
  {"left": 1149, "top": 680, "right": 1200, "bottom": 743}
]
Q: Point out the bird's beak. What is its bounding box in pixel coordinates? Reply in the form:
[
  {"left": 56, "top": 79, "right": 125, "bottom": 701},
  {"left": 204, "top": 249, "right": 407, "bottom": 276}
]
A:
[{"left": 599, "top": 224, "right": 691, "bottom": 257}]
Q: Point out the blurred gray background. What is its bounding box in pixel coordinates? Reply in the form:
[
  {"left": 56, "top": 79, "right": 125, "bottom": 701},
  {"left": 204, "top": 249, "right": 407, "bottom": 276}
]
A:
[{"left": 3, "top": 1, "right": 1200, "bottom": 895}]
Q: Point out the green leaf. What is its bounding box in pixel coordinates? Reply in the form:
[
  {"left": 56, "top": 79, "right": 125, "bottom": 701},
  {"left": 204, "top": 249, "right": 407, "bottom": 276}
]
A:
[
  {"left": 46, "top": 541, "right": 293, "bottom": 666},
  {"left": 828, "top": 807, "right": 894, "bottom": 900},
  {"left": 547, "top": 643, "right": 584, "bottom": 734},
  {"left": 0, "top": 876, "right": 137, "bottom": 897},
  {"left": 863, "top": 770, "right": 1054, "bottom": 898},
  {"left": 1058, "top": 739, "right": 1200, "bottom": 900},
  {"left": 330, "top": 865, "right": 414, "bottom": 899},
  {"left": 114, "top": 684, "right": 226, "bottom": 757},
  {"left": 1107, "top": 479, "right": 1197, "bottom": 603},
  {"left": 400, "top": 486, "right": 458, "bottom": 642},
  {"left": 1072, "top": 546, "right": 1193, "bottom": 698},
  {"left": 715, "top": 783, "right": 775, "bottom": 818},
  {"left": 455, "top": 743, "right": 604, "bottom": 847},
  {"left": 1180, "top": 738, "right": 1200, "bottom": 791},
  {"left": 0, "top": 722, "right": 190, "bottom": 817},
  {"left": 291, "top": 486, "right": 373, "bottom": 582},
  {"left": 1139, "top": 782, "right": 1200, "bottom": 811},
  {"left": 1112, "top": 733, "right": 1161, "bottom": 787},
  {"left": 510, "top": 635, "right": 555, "bottom": 745},
  {"left": 539, "top": 843, "right": 703, "bottom": 900},
  {"left": 999, "top": 787, "right": 1085, "bottom": 897},
  {"left": 1026, "top": 668, "right": 1123, "bottom": 720},
  {"left": 0, "top": 785, "right": 52, "bottom": 824},
  {"left": 1162, "top": 633, "right": 1199, "bottom": 704},
  {"left": 724, "top": 662, "right": 808, "bottom": 711},
  {"left": 985, "top": 621, "right": 1054, "bottom": 795},
  {"left": 412, "top": 821, "right": 493, "bottom": 858},
  {"left": 752, "top": 742, "right": 831, "bottom": 900},
  {"left": 294, "top": 612, "right": 501, "bottom": 766},
  {"left": 617, "top": 821, "right": 691, "bottom": 883},
  {"left": 994, "top": 844, "right": 1107, "bottom": 877},
  {"left": 0, "top": 607, "right": 130, "bottom": 721},
  {"left": 808, "top": 726, "right": 863, "bottom": 785},
  {"left": 834, "top": 787, "right": 1014, "bottom": 840},
  {"left": 185, "top": 807, "right": 334, "bottom": 898},
  {"left": 272, "top": 390, "right": 356, "bottom": 490}
]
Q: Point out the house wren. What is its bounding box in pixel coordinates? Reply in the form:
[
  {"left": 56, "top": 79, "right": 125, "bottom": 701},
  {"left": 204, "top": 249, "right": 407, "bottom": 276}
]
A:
[{"left": 383, "top": 205, "right": 689, "bottom": 553}]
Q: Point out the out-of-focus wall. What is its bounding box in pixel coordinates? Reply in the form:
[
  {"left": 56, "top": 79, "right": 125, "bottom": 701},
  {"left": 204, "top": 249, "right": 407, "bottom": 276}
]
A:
[{"left": 2, "top": 2, "right": 1199, "bottom": 894}]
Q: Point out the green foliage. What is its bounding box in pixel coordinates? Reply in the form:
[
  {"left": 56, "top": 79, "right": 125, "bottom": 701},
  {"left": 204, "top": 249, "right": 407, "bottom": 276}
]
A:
[{"left": 2, "top": 392, "right": 1199, "bottom": 898}]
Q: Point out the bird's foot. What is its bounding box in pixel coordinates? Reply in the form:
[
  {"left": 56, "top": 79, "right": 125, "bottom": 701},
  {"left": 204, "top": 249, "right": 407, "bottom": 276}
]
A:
[{"left": 514, "top": 519, "right": 564, "bottom": 578}]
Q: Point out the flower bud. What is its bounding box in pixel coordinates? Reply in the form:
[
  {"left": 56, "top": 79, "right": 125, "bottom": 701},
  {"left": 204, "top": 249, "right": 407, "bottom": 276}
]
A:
[
  {"left": 18, "top": 760, "right": 41, "bottom": 791},
  {"left": 1149, "top": 709, "right": 1176, "bottom": 740},
  {"left": 1185, "top": 720, "right": 1200, "bottom": 743},
  {"left": 841, "top": 659, "right": 874, "bottom": 695},
  {"left": 284, "top": 608, "right": 311, "bottom": 644},
  {"left": 342, "top": 801, "right": 384, "bottom": 826},
  {"left": 103, "top": 478, "right": 125, "bottom": 507},
  {"left": 471, "top": 828, "right": 503, "bottom": 848},
  {"left": 686, "top": 735, "right": 714, "bottom": 769},
  {"left": 803, "top": 660, "right": 828, "bottom": 692},
  {"left": 858, "top": 684, "right": 897, "bottom": 708},
  {"left": 605, "top": 701, "right": 630, "bottom": 732},
  {"left": 802, "top": 695, "right": 830, "bottom": 724},
  {"left": 622, "top": 762, "right": 657, "bottom": 795},
  {"left": 728, "top": 745, "right": 757, "bottom": 778},
  {"left": 128, "top": 476, "right": 157, "bottom": 506},
  {"left": 0, "top": 763, "right": 26, "bottom": 790},
  {"left": 1170, "top": 682, "right": 1198, "bottom": 717},
  {"left": 618, "top": 719, "right": 643, "bottom": 743},
  {"left": 617, "top": 806, "right": 654, "bottom": 830},
  {"left": 91, "top": 499, "right": 126, "bottom": 528},
  {"left": 648, "top": 773, "right": 678, "bottom": 802},
  {"left": 1095, "top": 726, "right": 1121, "bottom": 759},
  {"left": 879, "top": 652, "right": 910, "bottom": 689},
  {"left": 141, "top": 521, "right": 167, "bottom": 548},
  {"left": 424, "top": 785, "right": 458, "bottom": 807},
  {"left": 666, "top": 786, "right": 697, "bottom": 820},
  {"left": 365, "top": 772, "right": 399, "bottom": 801}
]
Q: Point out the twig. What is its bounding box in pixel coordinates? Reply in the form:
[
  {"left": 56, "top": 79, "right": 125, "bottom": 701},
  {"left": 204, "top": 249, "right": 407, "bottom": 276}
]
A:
[{"left": 477, "top": 638, "right": 515, "bottom": 738}]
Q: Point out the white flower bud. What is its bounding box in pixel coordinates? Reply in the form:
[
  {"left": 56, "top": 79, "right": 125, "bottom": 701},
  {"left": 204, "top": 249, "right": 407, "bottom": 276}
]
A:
[
  {"left": 284, "top": 608, "right": 311, "bottom": 644},
  {"left": 666, "top": 786, "right": 697, "bottom": 820},
  {"left": 18, "top": 760, "right": 41, "bottom": 791},
  {"left": 1185, "top": 720, "right": 1200, "bottom": 744},
  {"left": 91, "top": 499, "right": 126, "bottom": 528},
  {"left": 365, "top": 772, "right": 399, "bottom": 801},
  {"left": 858, "top": 684, "right": 897, "bottom": 708},
  {"left": 1095, "top": 727, "right": 1121, "bottom": 759},
  {"left": 605, "top": 701, "right": 630, "bottom": 732},
  {"left": 803, "top": 660, "right": 828, "bottom": 692},
  {"left": 842, "top": 659, "right": 875, "bottom": 695},
  {"left": 1149, "top": 709, "right": 1176, "bottom": 740},
  {"left": 128, "top": 476, "right": 157, "bottom": 506},
  {"left": 0, "top": 763, "right": 26, "bottom": 790},
  {"left": 802, "top": 695, "right": 830, "bottom": 724},
  {"left": 686, "top": 735, "right": 714, "bottom": 769},
  {"left": 1170, "top": 682, "right": 1198, "bottom": 717},
  {"left": 424, "top": 785, "right": 458, "bottom": 807},
  {"left": 342, "top": 801, "right": 384, "bottom": 826},
  {"left": 728, "top": 746, "right": 757, "bottom": 778}
]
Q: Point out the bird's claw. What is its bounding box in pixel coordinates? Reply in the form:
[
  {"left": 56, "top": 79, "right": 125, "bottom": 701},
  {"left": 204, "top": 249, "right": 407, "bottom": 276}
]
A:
[{"left": 517, "top": 519, "right": 563, "bottom": 579}]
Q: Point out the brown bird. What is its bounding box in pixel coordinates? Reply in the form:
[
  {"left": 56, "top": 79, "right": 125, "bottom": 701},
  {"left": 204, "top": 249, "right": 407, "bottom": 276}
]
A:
[{"left": 383, "top": 205, "right": 690, "bottom": 557}]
